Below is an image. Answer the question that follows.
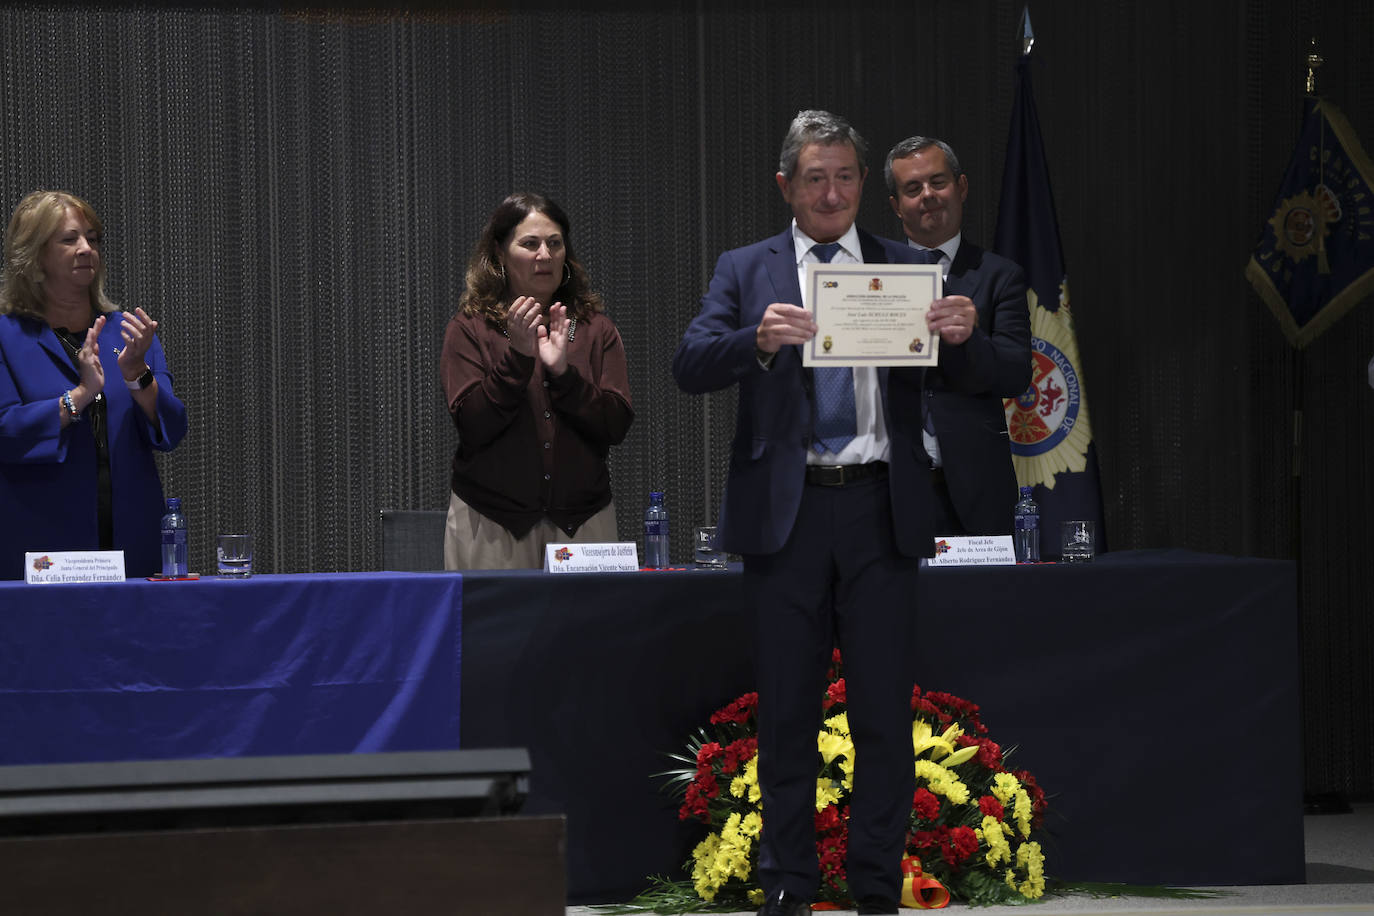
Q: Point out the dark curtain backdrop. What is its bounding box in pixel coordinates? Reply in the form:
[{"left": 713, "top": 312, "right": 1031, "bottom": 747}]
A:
[{"left": 0, "top": 1, "right": 1369, "bottom": 797}]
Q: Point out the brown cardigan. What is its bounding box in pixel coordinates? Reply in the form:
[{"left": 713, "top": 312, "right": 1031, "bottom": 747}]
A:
[{"left": 440, "top": 310, "right": 633, "bottom": 537}]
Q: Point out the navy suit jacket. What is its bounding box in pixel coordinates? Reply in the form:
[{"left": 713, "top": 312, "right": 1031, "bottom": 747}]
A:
[
  {"left": 923, "top": 239, "right": 1032, "bottom": 534},
  {"left": 0, "top": 312, "right": 188, "bottom": 578},
  {"left": 673, "top": 226, "right": 947, "bottom": 557}
]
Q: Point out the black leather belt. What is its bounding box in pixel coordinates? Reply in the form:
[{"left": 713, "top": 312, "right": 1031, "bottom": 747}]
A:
[{"left": 805, "top": 461, "right": 889, "bottom": 487}]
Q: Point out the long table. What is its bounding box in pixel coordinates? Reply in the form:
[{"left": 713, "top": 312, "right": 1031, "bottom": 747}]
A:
[{"left": 0, "top": 551, "right": 1303, "bottom": 902}]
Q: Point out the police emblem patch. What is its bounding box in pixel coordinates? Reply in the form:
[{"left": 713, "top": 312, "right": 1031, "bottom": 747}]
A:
[{"left": 1002, "top": 286, "right": 1093, "bottom": 490}]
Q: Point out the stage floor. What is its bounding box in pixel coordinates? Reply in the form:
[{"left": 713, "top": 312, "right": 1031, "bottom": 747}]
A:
[{"left": 566, "top": 803, "right": 1374, "bottom": 915}]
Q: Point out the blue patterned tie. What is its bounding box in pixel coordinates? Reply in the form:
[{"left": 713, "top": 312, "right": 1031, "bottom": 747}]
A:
[{"left": 810, "top": 242, "right": 855, "bottom": 454}]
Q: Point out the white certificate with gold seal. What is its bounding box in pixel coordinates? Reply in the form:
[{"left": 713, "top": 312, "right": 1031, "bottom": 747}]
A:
[{"left": 801, "top": 262, "right": 942, "bottom": 367}]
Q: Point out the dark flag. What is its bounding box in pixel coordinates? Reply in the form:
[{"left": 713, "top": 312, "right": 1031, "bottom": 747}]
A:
[
  {"left": 1246, "top": 96, "right": 1374, "bottom": 348},
  {"left": 993, "top": 45, "right": 1108, "bottom": 557}
]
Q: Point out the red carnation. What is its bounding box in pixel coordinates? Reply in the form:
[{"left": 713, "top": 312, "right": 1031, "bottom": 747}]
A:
[
  {"left": 815, "top": 803, "right": 844, "bottom": 833},
  {"left": 721, "top": 737, "right": 758, "bottom": 774},
  {"left": 824, "top": 677, "right": 847, "bottom": 709},
  {"left": 977, "top": 795, "right": 1004, "bottom": 820},
  {"left": 679, "top": 780, "right": 712, "bottom": 821},
  {"left": 912, "top": 696, "right": 942, "bottom": 717},
  {"left": 912, "top": 788, "right": 941, "bottom": 821},
  {"left": 949, "top": 826, "right": 979, "bottom": 862},
  {"left": 909, "top": 824, "right": 981, "bottom": 870},
  {"left": 956, "top": 735, "right": 1005, "bottom": 771},
  {"left": 696, "top": 741, "right": 723, "bottom": 766},
  {"left": 817, "top": 823, "right": 849, "bottom": 890},
  {"left": 710, "top": 692, "right": 758, "bottom": 725}
]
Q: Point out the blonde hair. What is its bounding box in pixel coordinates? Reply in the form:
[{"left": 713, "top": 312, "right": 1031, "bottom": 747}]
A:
[{"left": 0, "top": 190, "right": 117, "bottom": 322}]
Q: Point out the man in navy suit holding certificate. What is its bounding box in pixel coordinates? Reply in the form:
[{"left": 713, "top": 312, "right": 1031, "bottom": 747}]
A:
[
  {"left": 884, "top": 136, "right": 1031, "bottom": 536},
  {"left": 673, "top": 111, "right": 1007, "bottom": 916}
]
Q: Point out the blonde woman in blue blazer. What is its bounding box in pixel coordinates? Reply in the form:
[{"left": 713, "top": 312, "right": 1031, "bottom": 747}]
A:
[{"left": 0, "top": 190, "right": 187, "bottom": 579}]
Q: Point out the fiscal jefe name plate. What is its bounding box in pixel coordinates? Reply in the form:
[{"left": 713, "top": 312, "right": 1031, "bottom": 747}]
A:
[{"left": 802, "top": 262, "right": 942, "bottom": 367}]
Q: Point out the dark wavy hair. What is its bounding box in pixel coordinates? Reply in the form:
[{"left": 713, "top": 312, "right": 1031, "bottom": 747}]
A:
[{"left": 459, "top": 192, "right": 604, "bottom": 326}]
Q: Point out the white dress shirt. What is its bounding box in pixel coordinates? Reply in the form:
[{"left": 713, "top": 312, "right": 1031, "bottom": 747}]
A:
[{"left": 791, "top": 221, "right": 890, "bottom": 466}]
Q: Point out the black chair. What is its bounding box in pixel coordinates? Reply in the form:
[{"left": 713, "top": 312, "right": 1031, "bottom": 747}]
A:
[{"left": 379, "top": 509, "right": 447, "bottom": 571}]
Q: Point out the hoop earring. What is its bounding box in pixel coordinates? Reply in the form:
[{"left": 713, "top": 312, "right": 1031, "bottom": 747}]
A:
[
  {"left": 563, "top": 263, "right": 572, "bottom": 284},
  {"left": 497, "top": 260, "right": 506, "bottom": 282}
]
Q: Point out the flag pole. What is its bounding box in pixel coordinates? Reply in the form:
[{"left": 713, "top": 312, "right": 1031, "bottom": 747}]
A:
[{"left": 1291, "top": 37, "right": 1352, "bottom": 817}]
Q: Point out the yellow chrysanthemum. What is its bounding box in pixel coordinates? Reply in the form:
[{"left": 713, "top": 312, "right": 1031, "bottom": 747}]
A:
[
  {"left": 1014, "top": 840, "right": 1046, "bottom": 898},
  {"left": 740, "top": 811, "right": 762, "bottom": 838},
  {"left": 695, "top": 812, "right": 754, "bottom": 885},
  {"left": 981, "top": 814, "right": 1010, "bottom": 867},
  {"left": 992, "top": 771, "right": 1021, "bottom": 806},
  {"left": 824, "top": 711, "right": 850, "bottom": 736},
  {"left": 815, "top": 778, "right": 842, "bottom": 810},
  {"left": 914, "top": 759, "right": 970, "bottom": 805},
  {"left": 736, "top": 756, "right": 761, "bottom": 803},
  {"left": 1013, "top": 788, "right": 1033, "bottom": 837},
  {"left": 690, "top": 833, "right": 724, "bottom": 900}
]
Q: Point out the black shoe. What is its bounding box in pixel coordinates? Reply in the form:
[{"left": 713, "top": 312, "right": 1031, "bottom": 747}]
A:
[
  {"left": 855, "top": 895, "right": 898, "bottom": 915},
  {"left": 757, "top": 888, "right": 811, "bottom": 916}
]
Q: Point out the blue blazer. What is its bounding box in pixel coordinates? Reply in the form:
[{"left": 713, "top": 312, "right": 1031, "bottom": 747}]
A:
[
  {"left": 673, "top": 226, "right": 944, "bottom": 557},
  {"left": 0, "top": 312, "right": 188, "bottom": 578},
  {"left": 923, "top": 239, "right": 1032, "bottom": 534}
]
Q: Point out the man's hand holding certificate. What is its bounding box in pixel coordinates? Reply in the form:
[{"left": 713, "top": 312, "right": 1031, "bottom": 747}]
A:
[{"left": 801, "top": 262, "right": 943, "bottom": 367}]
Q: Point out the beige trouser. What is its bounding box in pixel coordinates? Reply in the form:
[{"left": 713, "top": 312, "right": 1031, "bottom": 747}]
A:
[{"left": 443, "top": 492, "right": 620, "bottom": 570}]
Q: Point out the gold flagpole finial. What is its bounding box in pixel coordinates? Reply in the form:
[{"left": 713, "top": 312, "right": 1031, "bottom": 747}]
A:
[{"left": 1306, "top": 38, "right": 1323, "bottom": 95}]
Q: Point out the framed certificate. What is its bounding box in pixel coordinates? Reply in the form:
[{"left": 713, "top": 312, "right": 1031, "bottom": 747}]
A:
[{"left": 801, "top": 262, "right": 942, "bottom": 367}]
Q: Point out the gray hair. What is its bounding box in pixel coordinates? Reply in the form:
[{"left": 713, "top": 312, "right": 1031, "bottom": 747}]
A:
[
  {"left": 778, "top": 110, "right": 868, "bottom": 179},
  {"left": 883, "top": 136, "right": 963, "bottom": 197}
]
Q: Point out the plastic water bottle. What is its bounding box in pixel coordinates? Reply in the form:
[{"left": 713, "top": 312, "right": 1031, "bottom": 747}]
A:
[
  {"left": 1013, "top": 486, "right": 1040, "bottom": 563},
  {"left": 160, "top": 497, "right": 189, "bottom": 577},
  {"left": 644, "top": 492, "right": 670, "bottom": 568}
]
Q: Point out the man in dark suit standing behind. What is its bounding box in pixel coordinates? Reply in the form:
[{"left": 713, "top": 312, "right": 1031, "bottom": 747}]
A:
[
  {"left": 884, "top": 136, "right": 1031, "bottom": 535},
  {"left": 673, "top": 111, "right": 989, "bottom": 916}
]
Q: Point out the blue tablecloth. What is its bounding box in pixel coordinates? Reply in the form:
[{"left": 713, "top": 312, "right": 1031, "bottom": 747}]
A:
[{"left": 0, "top": 572, "right": 462, "bottom": 764}]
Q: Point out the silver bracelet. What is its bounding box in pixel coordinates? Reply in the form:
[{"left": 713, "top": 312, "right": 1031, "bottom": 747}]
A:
[{"left": 62, "top": 391, "right": 81, "bottom": 422}]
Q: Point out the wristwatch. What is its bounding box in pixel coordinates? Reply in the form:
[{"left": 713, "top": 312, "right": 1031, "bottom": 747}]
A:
[{"left": 125, "top": 366, "right": 155, "bottom": 390}]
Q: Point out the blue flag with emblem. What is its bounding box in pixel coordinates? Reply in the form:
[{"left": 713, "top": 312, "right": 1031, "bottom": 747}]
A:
[
  {"left": 1246, "top": 96, "right": 1374, "bottom": 348},
  {"left": 992, "top": 40, "right": 1107, "bottom": 557}
]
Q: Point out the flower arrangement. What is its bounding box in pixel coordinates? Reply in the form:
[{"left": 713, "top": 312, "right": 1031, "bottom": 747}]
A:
[{"left": 662, "top": 649, "right": 1049, "bottom": 909}]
